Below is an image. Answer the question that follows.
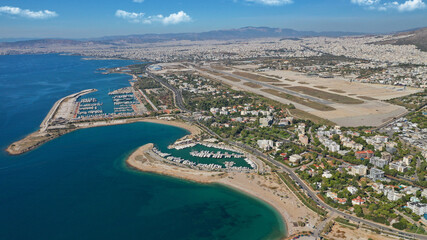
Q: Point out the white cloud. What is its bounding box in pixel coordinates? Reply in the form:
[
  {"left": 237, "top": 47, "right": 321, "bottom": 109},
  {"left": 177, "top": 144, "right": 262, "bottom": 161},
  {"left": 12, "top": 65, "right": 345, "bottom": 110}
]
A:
[
  {"left": 245, "top": 0, "right": 293, "bottom": 6},
  {"left": 115, "top": 10, "right": 191, "bottom": 25},
  {"left": 351, "top": 0, "right": 379, "bottom": 6},
  {"left": 161, "top": 11, "right": 191, "bottom": 25},
  {"left": 133, "top": 0, "right": 144, "bottom": 3},
  {"left": 350, "top": 0, "right": 426, "bottom": 11},
  {"left": 115, "top": 9, "right": 144, "bottom": 23},
  {"left": 397, "top": 0, "right": 426, "bottom": 11},
  {"left": 0, "top": 6, "right": 58, "bottom": 19}
]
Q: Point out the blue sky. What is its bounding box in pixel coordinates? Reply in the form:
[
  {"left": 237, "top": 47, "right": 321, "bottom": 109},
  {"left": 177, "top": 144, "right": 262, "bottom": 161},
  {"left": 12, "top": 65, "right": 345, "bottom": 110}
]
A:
[{"left": 0, "top": 0, "right": 426, "bottom": 38}]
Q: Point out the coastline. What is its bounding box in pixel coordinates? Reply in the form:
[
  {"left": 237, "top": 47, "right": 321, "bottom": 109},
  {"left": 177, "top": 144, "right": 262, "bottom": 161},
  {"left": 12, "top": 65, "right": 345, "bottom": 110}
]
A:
[
  {"left": 5, "top": 117, "right": 200, "bottom": 155},
  {"left": 126, "top": 142, "right": 321, "bottom": 238}
]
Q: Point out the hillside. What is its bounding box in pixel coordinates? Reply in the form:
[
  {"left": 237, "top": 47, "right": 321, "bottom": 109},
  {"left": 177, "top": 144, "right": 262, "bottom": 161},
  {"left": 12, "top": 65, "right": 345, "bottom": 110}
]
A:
[{"left": 379, "top": 27, "right": 427, "bottom": 52}]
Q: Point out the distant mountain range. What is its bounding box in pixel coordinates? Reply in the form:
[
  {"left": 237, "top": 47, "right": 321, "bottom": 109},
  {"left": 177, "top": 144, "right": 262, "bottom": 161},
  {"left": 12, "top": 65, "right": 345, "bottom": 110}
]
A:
[
  {"left": 0, "top": 27, "right": 364, "bottom": 47},
  {"left": 0, "top": 26, "right": 425, "bottom": 50},
  {"left": 92, "top": 27, "right": 365, "bottom": 43},
  {"left": 377, "top": 27, "right": 427, "bottom": 51}
]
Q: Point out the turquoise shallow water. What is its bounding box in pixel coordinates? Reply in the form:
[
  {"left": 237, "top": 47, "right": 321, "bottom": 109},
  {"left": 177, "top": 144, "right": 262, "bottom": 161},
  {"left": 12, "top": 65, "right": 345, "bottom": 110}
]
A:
[
  {"left": 0, "top": 54, "right": 286, "bottom": 240},
  {"left": 162, "top": 144, "right": 253, "bottom": 168}
]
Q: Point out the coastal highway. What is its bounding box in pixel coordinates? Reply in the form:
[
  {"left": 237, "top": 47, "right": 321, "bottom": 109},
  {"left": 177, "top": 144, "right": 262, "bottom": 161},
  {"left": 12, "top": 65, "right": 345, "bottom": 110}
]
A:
[
  {"left": 230, "top": 140, "right": 426, "bottom": 239},
  {"left": 147, "top": 68, "right": 425, "bottom": 239},
  {"left": 146, "top": 71, "right": 190, "bottom": 112},
  {"left": 184, "top": 118, "right": 426, "bottom": 239}
]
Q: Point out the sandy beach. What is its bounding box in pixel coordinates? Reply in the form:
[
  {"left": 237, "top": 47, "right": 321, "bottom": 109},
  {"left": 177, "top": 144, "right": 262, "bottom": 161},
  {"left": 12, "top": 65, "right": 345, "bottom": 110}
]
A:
[{"left": 126, "top": 143, "right": 322, "bottom": 238}]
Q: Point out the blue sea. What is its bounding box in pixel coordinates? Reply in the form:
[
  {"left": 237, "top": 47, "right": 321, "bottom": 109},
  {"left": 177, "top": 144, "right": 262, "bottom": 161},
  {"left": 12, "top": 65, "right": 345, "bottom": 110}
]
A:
[{"left": 0, "top": 54, "right": 286, "bottom": 240}]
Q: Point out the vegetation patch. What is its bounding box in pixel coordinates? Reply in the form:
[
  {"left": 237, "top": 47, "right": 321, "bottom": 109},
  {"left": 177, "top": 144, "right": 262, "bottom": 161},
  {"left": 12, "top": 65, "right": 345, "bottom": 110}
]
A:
[
  {"left": 286, "top": 86, "right": 364, "bottom": 104},
  {"left": 262, "top": 89, "right": 336, "bottom": 111},
  {"left": 134, "top": 77, "right": 162, "bottom": 89},
  {"left": 386, "top": 89, "right": 426, "bottom": 110},
  {"left": 314, "top": 85, "right": 328, "bottom": 89},
  {"left": 243, "top": 82, "right": 262, "bottom": 88},
  {"left": 272, "top": 83, "right": 290, "bottom": 87},
  {"left": 221, "top": 75, "right": 241, "bottom": 82},
  {"left": 233, "top": 71, "right": 281, "bottom": 82},
  {"left": 334, "top": 217, "right": 359, "bottom": 228},
  {"left": 358, "top": 96, "right": 377, "bottom": 101},
  {"left": 198, "top": 73, "right": 232, "bottom": 88},
  {"left": 330, "top": 89, "right": 346, "bottom": 93},
  {"left": 289, "top": 109, "right": 335, "bottom": 125},
  {"left": 277, "top": 172, "right": 327, "bottom": 216}
]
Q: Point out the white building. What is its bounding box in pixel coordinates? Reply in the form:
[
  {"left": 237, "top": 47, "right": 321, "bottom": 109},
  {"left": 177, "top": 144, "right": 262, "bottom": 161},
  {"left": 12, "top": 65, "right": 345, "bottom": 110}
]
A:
[
  {"left": 389, "top": 161, "right": 408, "bottom": 173},
  {"left": 350, "top": 165, "right": 368, "bottom": 176},
  {"left": 385, "top": 190, "right": 403, "bottom": 201},
  {"left": 257, "top": 140, "right": 274, "bottom": 151},
  {"left": 289, "top": 154, "right": 303, "bottom": 164},
  {"left": 322, "top": 171, "right": 333, "bottom": 179},
  {"left": 407, "top": 202, "right": 427, "bottom": 216},
  {"left": 368, "top": 168, "right": 385, "bottom": 181},
  {"left": 260, "top": 117, "right": 273, "bottom": 127},
  {"left": 347, "top": 186, "right": 358, "bottom": 195},
  {"left": 403, "top": 155, "right": 413, "bottom": 166},
  {"left": 370, "top": 157, "right": 389, "bottom": 169}
]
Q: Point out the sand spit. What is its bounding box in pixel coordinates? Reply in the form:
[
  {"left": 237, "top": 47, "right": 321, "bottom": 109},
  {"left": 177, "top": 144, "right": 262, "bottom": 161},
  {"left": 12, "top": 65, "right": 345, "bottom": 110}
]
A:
[{"left": 126, "top": 143, "right": 321, "bottom": 237}]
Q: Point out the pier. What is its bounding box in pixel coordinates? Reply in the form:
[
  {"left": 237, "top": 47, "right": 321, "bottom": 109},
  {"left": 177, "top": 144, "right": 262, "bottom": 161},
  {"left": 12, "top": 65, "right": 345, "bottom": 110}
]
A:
[
  {"left": 189, "top": 150, "right": 244, "bottom": 159},
  {"left": 152, "top": 147, "right": 255, "bottom": 172},
  {"left": 40, "top": 89, "right": 97, "bottom": 132}
]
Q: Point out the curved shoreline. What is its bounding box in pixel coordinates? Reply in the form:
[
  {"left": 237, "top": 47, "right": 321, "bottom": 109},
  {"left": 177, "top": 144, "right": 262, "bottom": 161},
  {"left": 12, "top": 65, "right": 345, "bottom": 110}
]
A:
[
  {"left": 7, "top": 115, "right": 315, "bottom": 238},
  {"left": 125, "top": 140, "right": 318, "bottom": 239},
  {"left": 5, "top": 117, "right": 200, "bottom": 156}
]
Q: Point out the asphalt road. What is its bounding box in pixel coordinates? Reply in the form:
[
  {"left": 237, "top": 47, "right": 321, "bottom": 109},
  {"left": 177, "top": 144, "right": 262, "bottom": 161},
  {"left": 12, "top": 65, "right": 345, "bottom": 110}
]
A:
[
  {"left": 147, "top": 68, "right": 426, "bottom": 240},
  {"left": 253, "top": 151, "right": 426, "bottom": 240},
  {"left": 146, "top": 71, "right": 190, "bottom": 112},
  {"left": 190, "top": 120, "right": 426, "bottom": 239}
]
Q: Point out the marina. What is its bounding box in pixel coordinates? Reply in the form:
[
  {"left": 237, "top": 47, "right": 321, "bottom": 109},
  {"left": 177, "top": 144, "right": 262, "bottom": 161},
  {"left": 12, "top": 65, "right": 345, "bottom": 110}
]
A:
[
  {"left": 110, "top": 87, "right": 147, "bottom": 116},
  {"left": 152, "top": 147, "right": 253, "bottom": 172},
  {"left": 76, "top": 97, "right": 105, "bottom": 119},
  {"left": 189, "top": 150, "right": 244, "bottom": 159},
  {"left": 2, "top": 55, "right": 286, "bottom": 240},
  {"left": 156, "top": 139, "right": 257, "bottom": 171},
  {"left": 73, "top": 86, "right": 148, "bottom": 120}
]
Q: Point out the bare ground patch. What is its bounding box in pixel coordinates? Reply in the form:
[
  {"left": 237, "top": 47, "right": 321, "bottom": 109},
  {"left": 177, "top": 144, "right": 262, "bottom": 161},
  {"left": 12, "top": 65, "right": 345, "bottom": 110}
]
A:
[
  {"left": 286, "top": 86, "right": 364, "bottom": 104},
  {"left": 261, "top": 89, "right": 336, "bottom": 111},
  {"left": 233, "top": 71, "right": 281, "bottom": 82},
  {"left": 211, "top": 65, "right": 231, "bottom": 71}
]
